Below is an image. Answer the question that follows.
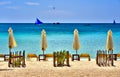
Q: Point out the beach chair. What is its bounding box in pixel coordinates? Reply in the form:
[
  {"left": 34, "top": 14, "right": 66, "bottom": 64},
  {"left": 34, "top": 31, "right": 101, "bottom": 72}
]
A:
[
  {"left": 80, "top": 53, "right": 91, "bottom": 61},
  {"left": 45, "top": 54, "right": 53, "bottom": 60},
  {"left": 27, "top": 53, "right": 38, "bottom": 61},
  {"left": 116, "top": 54, "right": 120, "bottom": 60},
  {"left": 0, "top": 54, "right": 5, "bottom": 61},
  {"left": 0, "top": 54, "right": 9, "bottom": 61},
  {"left": 110, "top": 54, "right": 120, "bottom": 61},
  {"left": 38, "top": 54, "right": 46, "bottom": 61},
  {"left": 72, "top": 54, "right": 80, "bottom": 61}
]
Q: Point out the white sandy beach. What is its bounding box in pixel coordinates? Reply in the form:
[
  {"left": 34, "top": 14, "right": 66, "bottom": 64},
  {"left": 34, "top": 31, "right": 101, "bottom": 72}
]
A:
[{"left": 0, "top": 59, "right": 120, "bottom": 77}]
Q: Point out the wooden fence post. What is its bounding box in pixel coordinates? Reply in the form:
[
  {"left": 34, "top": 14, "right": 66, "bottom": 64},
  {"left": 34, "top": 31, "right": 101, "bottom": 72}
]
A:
[
  {"left": 53, "top": 52, "right": 56, "bottom": 67},
  {"left": 22, "top": 50, "right": 26, "bottom": 67},
  {"left": 66, "top": 51, "right": 70, "bottom": 67}
]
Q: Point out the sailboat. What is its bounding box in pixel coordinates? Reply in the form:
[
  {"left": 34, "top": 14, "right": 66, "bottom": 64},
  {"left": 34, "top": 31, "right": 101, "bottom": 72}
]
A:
[
  {"left": 35, "top": 18, "right": 43, "bottom": 25},
  {"left": 113, "top": 20, "right": 116, "bottom": 24}
]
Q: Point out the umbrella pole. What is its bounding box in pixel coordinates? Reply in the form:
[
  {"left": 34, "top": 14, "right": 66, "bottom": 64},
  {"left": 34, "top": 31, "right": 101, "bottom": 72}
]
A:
[
  {"left": 9, "top": 48, "right": 11, "bottom": 53},
  {"left": 76, "top": 50, "right": 77, "bottom": 55},
  {"left": 43, "top": 50, "right": 44, "bottom": 55},
  {"left": 43, "top": 50, "right": 45, "bottom": 60},
  {"left": 76, "top": 50, "right": 78, "bottom": 60}
]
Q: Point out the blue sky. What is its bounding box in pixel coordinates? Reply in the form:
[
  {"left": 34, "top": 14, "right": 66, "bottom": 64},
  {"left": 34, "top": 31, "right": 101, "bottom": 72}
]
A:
[{"left": 0, "top": 0, "right": 120, "bottom": 23}]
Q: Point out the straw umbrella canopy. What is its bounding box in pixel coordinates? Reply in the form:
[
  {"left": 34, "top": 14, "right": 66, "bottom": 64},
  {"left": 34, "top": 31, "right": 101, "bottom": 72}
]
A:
[
  {"left": 106, "top": 30, "right": 113, "bottom": 51},
  {"left": 8, "top": 27, "right": 17, "bottom": 52},
  {"left": 106, "top": 29, "right": 114, "bottom": 65},
  {"left": 41, "top": 29, "right": 47, "bottom": 55},
  {"left": 72, "top": 29, "right": 80, "bottom": 54}
]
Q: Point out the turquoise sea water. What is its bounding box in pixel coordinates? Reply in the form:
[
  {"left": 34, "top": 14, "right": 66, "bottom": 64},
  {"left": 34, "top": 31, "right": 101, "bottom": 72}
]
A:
[{"left": 0, "top": 23, "right": 120, "bottom": 58}]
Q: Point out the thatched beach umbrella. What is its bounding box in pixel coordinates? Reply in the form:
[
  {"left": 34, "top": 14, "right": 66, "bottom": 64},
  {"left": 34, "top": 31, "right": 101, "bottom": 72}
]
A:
[
  {"left": 72, "top": 29, "right": 80, "bottom": 54},
  {"left": 106, "top": 30, "right": 113, "bottom": 51},
  {"left": 8, "top": 27, "right": 17, "bottom": 52},
  {"left": 41, "top": 29, "right": 47, "bottom": 55},
  {"left": 106, "top": 29, "right": 114, "bottom": 65}
]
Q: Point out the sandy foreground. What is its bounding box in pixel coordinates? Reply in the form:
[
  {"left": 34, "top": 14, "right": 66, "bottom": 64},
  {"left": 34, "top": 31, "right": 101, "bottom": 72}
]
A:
[{"left": 0, "top": 59, "right": 120, "bottom": 77}]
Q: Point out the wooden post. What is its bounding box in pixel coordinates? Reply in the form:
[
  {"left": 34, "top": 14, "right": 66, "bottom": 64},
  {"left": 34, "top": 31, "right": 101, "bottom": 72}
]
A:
[
  {"left": 8, "top": 51, "right": 11, "bottom": 67},
  {"left": 104, "top": 50, "right": 107, "bottom": 66},
  {"left": 72, "top": 55, "right": 73, "bottom": 61},
  {"left": 22, "top": 50, "right": 26, "bottom": 67},
  {"left": 96, "top": 50, "right": 98, "bottom": 64},
  {"left": 53, "top": 52, "right": 56, "bottom": 67},
  {"left": 96, "top": 50, "right": 99, "bottom": 65},
  {"left": 111, "top": 50, "right": 114, "bottom": 66},
  {"left": 12, "top": 52, "right": 14, "bottom": 67},
  {"left": 97, "top": 50, "right": 101, "bottom": 66},
  {"left": 66, "top": 51, "right": 70, "bottom": 67},
  {"left": 19, "top": 51, "right": 21, "bottom": 56},
  {"left": 4, "top": 55, "right": 5, "bottom": 61},
  {"left": 88, "top": 56, "right": 91, "bottom": 61}
]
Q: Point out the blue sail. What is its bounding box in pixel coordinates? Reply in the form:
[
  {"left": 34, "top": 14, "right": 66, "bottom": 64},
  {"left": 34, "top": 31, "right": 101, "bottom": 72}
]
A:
[
  {"left": 35, "top": 18, "right": 43, "bottom": 25},
  {"left": 113, "top": 20, "right": 116, "bottom": 24}
]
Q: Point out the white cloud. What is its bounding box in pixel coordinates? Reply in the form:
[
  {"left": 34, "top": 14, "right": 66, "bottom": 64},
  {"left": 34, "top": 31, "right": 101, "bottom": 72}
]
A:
[
  {"left": 6, "top": 6, "right": 18, "bottom": 10},
  {"left": 25, "top": 2, "right": 39, "bottom": 6},
  {"left": 0, "top": 1, "right": 11, "bottom": 5}
]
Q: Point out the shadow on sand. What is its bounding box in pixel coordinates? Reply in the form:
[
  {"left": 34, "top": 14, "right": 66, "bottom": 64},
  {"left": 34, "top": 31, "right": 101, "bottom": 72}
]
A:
[{"left": 0, "top": 69, "right": 13, "bottom": 71}]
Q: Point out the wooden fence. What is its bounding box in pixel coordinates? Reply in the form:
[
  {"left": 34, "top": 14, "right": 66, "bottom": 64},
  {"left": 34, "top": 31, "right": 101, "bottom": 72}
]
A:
[
  {"left": 8, "top": 50, "right": 26, "bottom": 67},
  {"left": 53, "top": 51, "right": 70, "bottom": 67},
  {"left": 96, "top": 50, "right": 114, "bottom": 66}
]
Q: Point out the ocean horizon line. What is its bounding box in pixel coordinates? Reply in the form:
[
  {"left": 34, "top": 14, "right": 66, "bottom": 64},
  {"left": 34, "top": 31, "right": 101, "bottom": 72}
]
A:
[{"left": 0, "top": 22, "right": 120, "bottom": 24}]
